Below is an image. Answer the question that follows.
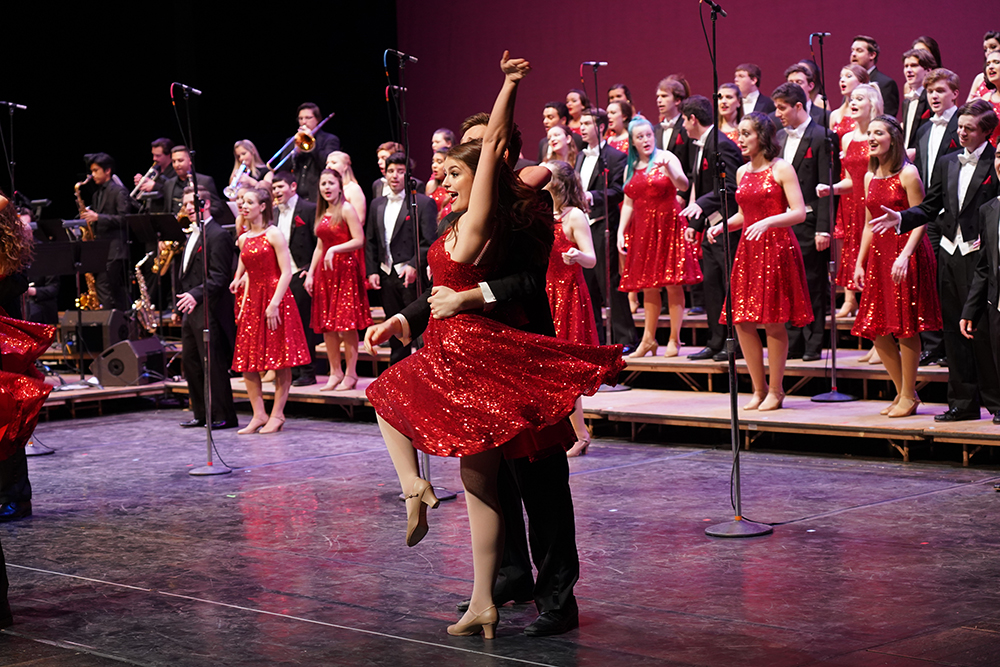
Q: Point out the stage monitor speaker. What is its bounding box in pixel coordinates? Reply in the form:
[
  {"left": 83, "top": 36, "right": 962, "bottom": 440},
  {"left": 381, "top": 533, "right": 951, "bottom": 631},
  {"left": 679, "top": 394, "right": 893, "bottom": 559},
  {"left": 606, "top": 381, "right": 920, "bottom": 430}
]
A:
[
  {"left": 89, "top": 337, "right": 165, "bottom": 386},
  {"left": 60, "top": 309, "right": 130, "bottom": 352}
]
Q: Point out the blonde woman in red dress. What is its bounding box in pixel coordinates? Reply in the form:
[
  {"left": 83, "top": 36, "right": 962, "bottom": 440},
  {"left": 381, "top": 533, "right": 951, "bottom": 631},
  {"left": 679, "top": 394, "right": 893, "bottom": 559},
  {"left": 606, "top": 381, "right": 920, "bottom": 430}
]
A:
[
  {"left": 829, "top": 64, "right": 869, "bottom": 138},
  {"left": 230, "top": 188, "right": 310, "bottom": 433}
]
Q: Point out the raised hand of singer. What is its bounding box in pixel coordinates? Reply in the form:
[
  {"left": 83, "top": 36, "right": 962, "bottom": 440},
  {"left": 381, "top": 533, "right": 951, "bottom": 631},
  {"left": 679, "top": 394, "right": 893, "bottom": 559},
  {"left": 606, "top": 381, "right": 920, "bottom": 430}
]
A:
[{"left": 500, "top": 51, "right": 531, "bottom": 81}]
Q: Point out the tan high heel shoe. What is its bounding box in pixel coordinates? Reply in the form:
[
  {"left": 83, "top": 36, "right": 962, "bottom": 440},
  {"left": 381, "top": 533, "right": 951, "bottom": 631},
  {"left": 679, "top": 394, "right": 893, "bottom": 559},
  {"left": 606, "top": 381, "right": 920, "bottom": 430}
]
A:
[
  {"left": 758, "top": 392, "right": 785, "bottom": 411},
  {"left": 405, "top": 478, "right": 440, "bottom": 547},
  {"left": 335, "top": 375, "right": 358, "bottom": 391},
  {"left": 447, "top": 605, "right": 498, "bottom": 638},
  {"left": 627, "top": 340, "right": 658, "bottom": 358},
  {"left": 743, "top": 391, "right": 767, "bottom": 410},
  {"left": 237, "top": 417, "right": 268, "bottom": 435},
  {"left": 836, "top": 302, "right": 858, "bottom": 318},
  {"left": 319, "top": 375, "right": 344, "bottom": 391},
  {"left": 880, "top": 395, "right": 900, "bottom": 416},
  {"left": 663, "top": 340, "right": 680, "bottom": 358},
  {"left": 259, "top": 415, "right": 285, "bottom": 434},
  {"left": 566, "top": 438, "right": 590, "bottom": 457},
  {"left": 888, "top": 395, "right": 920, "bottom": 418}
]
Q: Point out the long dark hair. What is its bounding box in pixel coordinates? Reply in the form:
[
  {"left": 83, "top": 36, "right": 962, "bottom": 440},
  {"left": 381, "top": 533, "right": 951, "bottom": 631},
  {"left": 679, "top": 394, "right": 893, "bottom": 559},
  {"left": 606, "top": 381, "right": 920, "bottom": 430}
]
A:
[
  {"left": 315, "top": 168, "right": 345, "bottom": 228},
  {"left": 741, "top": 111, "right": 781, "bottom": 160}
]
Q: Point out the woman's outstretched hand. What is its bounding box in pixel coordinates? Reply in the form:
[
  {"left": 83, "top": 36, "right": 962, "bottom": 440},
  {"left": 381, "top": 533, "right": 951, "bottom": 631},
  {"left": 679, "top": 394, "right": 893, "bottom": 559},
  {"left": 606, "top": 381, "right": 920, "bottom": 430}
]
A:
[{"left": 500, "top": 51, "right": 531, "bottom": 81}]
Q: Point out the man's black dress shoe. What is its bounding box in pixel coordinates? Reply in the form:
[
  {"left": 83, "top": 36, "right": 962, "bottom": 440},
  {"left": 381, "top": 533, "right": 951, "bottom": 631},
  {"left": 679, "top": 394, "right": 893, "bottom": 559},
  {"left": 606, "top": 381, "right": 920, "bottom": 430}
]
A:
[
  {"left": 713, "top": 348, "right": 742, "bottom": 362},
  {"left": 212, "top": 420, "right": 239, "bottom": 430},
  {"left": 801, "top": 351, "right": 822, "bottom": 362},
  {"left": 688, "top": 347, "right": 719, "bottom": 361},
  {"left": 292, "top": 375, "right": 316, "bottom": 387},
  {"left": 620, "top": 344, "right": 637, "bottom": 356},
  {"left": 0, "top": 501, "right": 32, "bottom": 522},
  {"left": 180, "top": 418, "right": 205, "bottom": 428},
  {"left": 523, "top": 605, "right": 579, "bottom": 637},
  {"left": 937, "top": 357, "right": 949, "bottom": 367},
  {"left": 935, "top": 407, "right": 981, "bottom": 422},
  {"left": 687, "top": 306, "right": 706, "bottom": 316},
  {"left": 918, "top": 351, "right": 942, "bottom": 366},
  {"left": 994, "top": 412, "right": 1000, "bottom": 425}
]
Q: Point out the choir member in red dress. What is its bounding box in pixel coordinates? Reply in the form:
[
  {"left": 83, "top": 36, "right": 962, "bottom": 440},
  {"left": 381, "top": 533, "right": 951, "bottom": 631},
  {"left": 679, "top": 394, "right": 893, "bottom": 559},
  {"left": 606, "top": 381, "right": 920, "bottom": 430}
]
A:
[
  {"left": 706, "top": 112, "right": 810, "bottom": 412},
  {"left": 851, "top": 116, "right": 940, "bottom": 417},
  {"left": 426, "top": 148, "right": 452, "bottom": 220},
  {"left": 818, "top": 83, "right": 884, "bottom": 321},
  {"left": 230, "top": 188, "right": 311, "bottom": 434},
  {"left": 565, "top": 88, "right": 589, "bottom": 136},
  {"left": 617, "top": 116, "right": 694, "bottom": 358},
  {"left": 544, "top": 124, "right": 578, "bottom": 166},
  {"left": 305, "top": 169, "right": 371, "bottom": 391},
  {"left": 829, "top": 65, "right": 870, "bottom": 138},
  {"left": 980, "top": 50, "right": 1000, "bottom": 145},
  {"left": 365, "top": 54, "right": 623, "bottom": 638},
  {"left": 326, "top": 151, "right": 368, "bottom": 221},
  {"left": 967, "top": 31, "right": 999, "bottom": 102},
  {"left": 718, "top": 83, "right": 744, "bottom": 145},
  {"left": 544, "top": 160, "right": 599, "bottom": 456},
  {"left": 605, "top": 100, "right": 632, "bottom": 154}
]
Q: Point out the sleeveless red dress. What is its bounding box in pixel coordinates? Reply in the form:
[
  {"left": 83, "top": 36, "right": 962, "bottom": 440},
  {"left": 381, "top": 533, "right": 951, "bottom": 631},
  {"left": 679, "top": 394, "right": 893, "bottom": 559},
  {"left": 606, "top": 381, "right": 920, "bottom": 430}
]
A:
[
  {"left": 724, "top": 167, "right": 813, "bottom": 326},
  {"left": 0, "top": 314, "right": 55, "bottom": 460},
  {"left": 835, "top": 138, "right": 870, "bottom": 289},
  {"left": 547, "top": 221, "right": 599, "bottom": 345},
  {"left": 619, "top": 164, "right": 702, "bottom": 290},
  {"left": 851, "top": 173, "right": 941, "bottom": 340},
  {"left": 311, "top": 215, "right": 372, "bottom": 333},
  {"left": 430, "top": 185, "right": 453, "bottom": 221},
  {"left": 606, "top": 134, "right": 629, "bottom": 154},
  {"left": 831, "top": 113, "right": 856, "bottom": 139},
  {"left": 366, "top": 236, "right": 625, "bottom": 458},
  {"left": 232, "top": 233, "right": 311, "bottom": 372}
]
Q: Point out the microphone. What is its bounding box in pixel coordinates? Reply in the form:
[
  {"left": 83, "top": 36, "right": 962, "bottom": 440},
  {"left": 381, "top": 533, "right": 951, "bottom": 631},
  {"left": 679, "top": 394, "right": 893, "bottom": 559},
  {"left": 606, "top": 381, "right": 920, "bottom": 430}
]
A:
[
  {"left": 809, "top": 31, "right": 831, "bottom": 47},
  {"left": 386, "top": 49, "right": 418, "bottom": 63},
  {"left": 700, "top": 0, "right": 727, "bottom": 17},
  {"left": 173, "top": 82, "right": 203, "bottom": 96},
  {"left": 0, "top": 101, "right": 26, "bottom": 110},
  {"left": 582, "top": 61, "right": 609, "bottom": 67}
]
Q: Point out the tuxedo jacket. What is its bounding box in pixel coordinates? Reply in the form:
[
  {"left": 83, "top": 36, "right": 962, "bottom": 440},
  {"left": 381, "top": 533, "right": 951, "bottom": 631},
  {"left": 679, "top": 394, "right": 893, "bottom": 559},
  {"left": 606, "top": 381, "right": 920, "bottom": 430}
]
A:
[
  {"left": 962, "top": 198, "right": 1000, "bottom": 323},
  {"left": 900, "top": 142, "right": 999, "bottom": 241},
  {"left": 654, "top": 120, "right": 690, "bottom": 176},
  {"left": 750, "top": 93, "right": 777, "bottom": 115},
  {"left": 869, "top": 67, "right": 901, "bottom": 118},
  {"left": 91, "top": 180, "right": 131, "bottom": 261},
  {"left": 914, "top": 113, "right": 961, "bottom": 192},
  {"left": 575, "top": 143, "right": 627, "bottom": 230},
  {"left": 281, "top": 197, "right": 318, "bottom": 270},
  {"left": 537, "top": 132, "right": 585, "bottom": 164},
  {"left": 808, "top": 103, "right": 827, "bottom": 126},
  {"left": 177, "top": 219, "right": 237, "bottom": 335},
  {"left": 685, "top": 131, "right": 741, "bottom": 233},
  {"left": 365, "top": 192, "right": 438, "bottom": 275},
  {"left": 160, "top": 173, "right": 234, "bottom": 226},
  {"left": 902, "top": 90, "right": 930, "bottom": 149},
  {"left": 776, "top": 119, "right": 841, "bottom": 240},
  {"left": 370, "top": 176, "right": 426, "bottom": 201}
]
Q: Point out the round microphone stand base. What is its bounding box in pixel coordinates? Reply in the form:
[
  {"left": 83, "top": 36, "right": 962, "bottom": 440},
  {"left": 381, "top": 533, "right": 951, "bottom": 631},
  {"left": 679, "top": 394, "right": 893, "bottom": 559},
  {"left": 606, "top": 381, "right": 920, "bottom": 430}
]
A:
[
  {"left": 705, "top": 516, "right": 773, "bottom": 538},
  {"left": 25, "top": 434, "right": 55, "bottom": 457},
  {"left": 188, "top": 463, "right": 233, "bottom": 476},
  {"left": 598, "top": 383, "right": 630, "bottom": 393},
  {"left": 812, "top": 390, "right": 857, "bottom": 403}
]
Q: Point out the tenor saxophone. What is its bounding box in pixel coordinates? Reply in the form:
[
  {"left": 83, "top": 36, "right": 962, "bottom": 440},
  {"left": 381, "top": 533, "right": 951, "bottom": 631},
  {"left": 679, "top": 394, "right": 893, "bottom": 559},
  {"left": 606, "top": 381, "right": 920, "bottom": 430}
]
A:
[
  {"left": 133, "top": 253, "right": 158, "bottom": 334},
  {"left": 73, "top": 175, "right": 102, "bottom": 310},
  {"left": 151, "top": 211, "right": 192, "bottom": 275}
]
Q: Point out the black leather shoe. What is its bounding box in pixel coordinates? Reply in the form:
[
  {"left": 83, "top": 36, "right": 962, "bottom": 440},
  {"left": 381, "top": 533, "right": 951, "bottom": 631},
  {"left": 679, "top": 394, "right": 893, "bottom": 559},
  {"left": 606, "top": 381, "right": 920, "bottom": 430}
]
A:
[
  {"left": 937, "top": 357, "right": 949, "bottom": 367},
  {"left": 292, "top": 375, "right": 316, "bottom": 387},
  {"left": 523, "top": 606, "right": 579, "bottom": 637},
  {"left": 713, "top": 349, "right": 742, "bottom": 362},
  {"left": 212, "top": 420, "right": 239, "bottom": 430},
  {"left": 994, "top": 412, "right": 1000, "bottom": 425},
  {"left": 801, "top": 351, "right": 822, "bottom": 362},
  {"left": 918, "top": 351, "right": 942, "bottom": 366},
  {"left": 688, "top": 347, "right": 719, "bottom": 360},
  {"left": 0, "top": 501, "right": 32, "bottom": 522},
  {"left": 620, "top": 344, "right": 637, "bottom": 356},
  {"left": 180, "top": 418, "right": 205, "bottom": 428},
  {"left": 456, "top": 592, "right": 533, "bottom": 613},
  {"left": 687, "top": 306, "right": 706, "bottom": 316},
  {"left": 934, "top": 407, "right": 981, "bottom": 422}
]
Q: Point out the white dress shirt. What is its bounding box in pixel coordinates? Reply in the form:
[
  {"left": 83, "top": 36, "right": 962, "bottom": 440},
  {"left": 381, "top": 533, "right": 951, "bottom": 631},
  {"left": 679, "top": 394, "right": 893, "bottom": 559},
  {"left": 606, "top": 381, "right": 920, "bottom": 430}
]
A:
[
  {"left": 926, "top": 105, "right": 957, "bottom": 185},
  {"left": 659, "top": 115, "right": 679, "bottom": 150},
  {"left": 782, "top": 117, "right": 811, "bottom": 163},
  {"left": 182, "top": 216, "right": 213, "bottom": 273},
  {"left": 903, "top": 87, "right": 924, "bottom": 148},
  {"left": 579, "top": 142, "right": 603, "bottom": 202},
  {"left": 742, "top": 90, "right": 759, "bottom": 116},
  {"left": 275, "top": 193, "right": 300, "bottom": 272},
  {"left": 382, "top": 191, "right": 405, "bottom": 272},
  {"left": 941, "top": 141, "right": 988, "bottom": 256}
]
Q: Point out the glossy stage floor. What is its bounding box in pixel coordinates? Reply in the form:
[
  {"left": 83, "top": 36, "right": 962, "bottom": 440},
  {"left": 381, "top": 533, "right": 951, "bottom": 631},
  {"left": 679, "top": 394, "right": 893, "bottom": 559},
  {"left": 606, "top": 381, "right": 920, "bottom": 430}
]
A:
[{"left": 4, "top": 411, "right": 1000, "bottom": 666}]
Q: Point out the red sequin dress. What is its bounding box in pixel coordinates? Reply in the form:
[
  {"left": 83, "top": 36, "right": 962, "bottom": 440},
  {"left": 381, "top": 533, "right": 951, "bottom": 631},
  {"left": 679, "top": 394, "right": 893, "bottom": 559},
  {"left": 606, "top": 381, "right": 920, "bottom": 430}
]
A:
[
  {"left": 366, "top": 236, "right": 625, "bottom": 458},
  {"left": 430, "top": 185, "right": 452, "bottom": 221},
  {"left": 835, "top": 138, "right": 870, "bottom": 289},
  {"left": 607, "top": 134, "right": 629, "bottom": 154},
  {"left": 724, "top": 127, "right": 740, "bottom": 145},
  {"left": 724, "top": 167, "right": 813, "bottom": 326},
  {"left": 851, "top": 173, "right": 941, "bottom": 339},
  {"left": 311, "top": 215, "right": 372, "bottom": 333},
  {"left": 619, "top": 164, "right": 702, "bottom": 290},
  {"left": 0, "top": 313, "right": 55, "bottom": 460},
  {"left": 547, "top": 220, "right": 599, "bottom": 345},
  {"left": 831, "top": 113, "right": 855, "bottom": 139},
  {"left": 232, "top": 232, "right": 311, "bottom": 372}
]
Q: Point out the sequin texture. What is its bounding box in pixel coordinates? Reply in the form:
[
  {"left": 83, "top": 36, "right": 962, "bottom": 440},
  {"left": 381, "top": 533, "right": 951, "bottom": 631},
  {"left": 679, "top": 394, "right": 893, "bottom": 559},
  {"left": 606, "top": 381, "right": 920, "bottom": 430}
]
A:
[
  {"left": 851, "top": 173, "right": 941, "bottom": 340},
  {"left": 366, "top": 236, "right": 625, "bottom": 458},
  {"left": 619, "top": 164, "right": 702, "bottom": 291},
  {"left": 724, "top": 167, "right": 813, "bottom": 326},
  {"left": 231, "top": 233, "right": 310, "bottom": 373},
  {"left": 310, "top": 215, "right": 372, "bottom": 333},
  {"left": 0, "top": 314, "right": 55, "bottom": 459},
  {"left": 831, "top": 114, "right": 856, "bottom": 140},
  {"left": 547, "top": 223, "right": 599, "bottom": 345},
  {"left": 834, "top": 139, "right": 869, "bottom": 289}
]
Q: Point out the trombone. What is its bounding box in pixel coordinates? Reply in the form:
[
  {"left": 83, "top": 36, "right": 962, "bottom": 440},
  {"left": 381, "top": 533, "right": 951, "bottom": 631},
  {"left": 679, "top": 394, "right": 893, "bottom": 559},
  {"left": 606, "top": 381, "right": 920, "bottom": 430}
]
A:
[{"left": 266, "top": 111, "right": 335, "bottom": 171}]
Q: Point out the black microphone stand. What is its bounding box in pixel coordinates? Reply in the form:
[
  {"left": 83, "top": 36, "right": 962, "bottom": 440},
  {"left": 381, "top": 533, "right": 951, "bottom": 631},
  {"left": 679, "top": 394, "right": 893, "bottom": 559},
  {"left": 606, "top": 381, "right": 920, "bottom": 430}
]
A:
[
  {"left": 810, "top": 32, "right": 856, "bottom": 403},
  {"left": 385, "top": 50, "right": 456, "bottom": 502},
  {"left": 700, "top": 1, "right": 771, "bottom": 539}
]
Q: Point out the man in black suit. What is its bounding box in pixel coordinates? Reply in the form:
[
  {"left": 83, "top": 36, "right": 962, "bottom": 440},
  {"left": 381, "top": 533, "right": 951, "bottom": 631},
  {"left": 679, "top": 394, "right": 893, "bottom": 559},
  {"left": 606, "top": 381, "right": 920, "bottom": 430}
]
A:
[
  {"left": 537, "top": 101, "right": 584, "bottom": 164},
  {"left": 654, "top": 76, "right": 691, "bottom": 169},
  {"left": 851, "top": 35, "right": 900, "bottom": 118},
  {"left": 960, "top": 149, "right": 1000, "bottom": 426},
  {"left": 785, "top": 64, "right": 827, "bottom": 125},
  {"left": 175, "top": 187, "right": 238, "bottom": 429},
  {"left": 735, "top": 63, "right": 776, "bottom": 115},
  {"left": 876, "top": 100, "right": 1000, "bottom": 422},
  {"left": 80, "top": 152, "right": 131, "bottom": 311},
  {"left": 272, "top": 171, "right": 318, "bottom": 386},
  {"left": 288, "top": 103, "right": 340, "bottom": 202},
  {"left": 901, "top": 49, "right": 936, "bottom": 158},
  {"left": 131, "top": 137, "right": 176, "bottom": 210},
  {"left": 576, "top": 107, "right": 635, "bottom": 350},
  {"left": 158, "top": 146, "right": 233, "bottom": 226},
  {"left": 365, "top": 152, "right": 438, "bottom": 364},
  {"left": 680, "top": 96, "right": 743, "bottom": 361},
  {"left": 773, "top": 83, "right": 840, "bottom": 361}
]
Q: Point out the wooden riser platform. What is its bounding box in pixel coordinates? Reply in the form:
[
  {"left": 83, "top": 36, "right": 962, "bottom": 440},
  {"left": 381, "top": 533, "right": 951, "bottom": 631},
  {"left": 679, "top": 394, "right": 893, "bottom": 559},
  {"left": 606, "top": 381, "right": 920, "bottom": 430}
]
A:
[{"left": 42, "top": 376, "right": 169, "bottom": 418}]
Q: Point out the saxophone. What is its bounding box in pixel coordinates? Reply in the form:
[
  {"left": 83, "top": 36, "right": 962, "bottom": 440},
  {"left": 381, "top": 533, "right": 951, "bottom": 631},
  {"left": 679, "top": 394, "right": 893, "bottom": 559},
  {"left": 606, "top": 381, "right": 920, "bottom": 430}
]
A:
[
  {"left": 74, "top": 175, "right": 102, "bottom": 310},
  {"left": 133, "top": 252, "right": 158, "bottom": 334},
  {"left": 151, "top": 211, "right": 192, "bottom": 275}
]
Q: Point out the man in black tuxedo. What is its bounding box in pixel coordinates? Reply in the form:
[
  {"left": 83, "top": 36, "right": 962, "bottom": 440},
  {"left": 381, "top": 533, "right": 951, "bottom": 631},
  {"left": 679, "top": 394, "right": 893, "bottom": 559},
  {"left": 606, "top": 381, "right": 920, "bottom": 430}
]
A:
[
  {"left": 876, "top": 100, "right": 1000, "bottom": 421},
  {"left": 681, "top": 96, "right": 743, "bottom": 361},
  {"left": 913, "top": 68, "right": 963, "bottom": 365},
  {"left": 735, "top": 63, "right": 776, "bottom": 115},
  {"left": 537, "top": 101, "right": 584, "bottom": 164},
  {"left": 175, "top": 187, "right": 238, "bottom": 429},
  {"left": 288, "top": 103, "right": 340, "bottom": 202},
  {"left": 773, "top": 83, "right": 840, "bottom": 361},
  {"left": 901, "top": 49, "right": 936, "bottom": 158},
  {"left": 272, "top": 171, "right": 318, "bottom": 386},
  {"left": 785, "top": 64, "right": 827, "bottom": 125},
  {"left": 960, "top": 149, "right": 1000, "bottom": 425},
  {"left": 654, "top": 76, "right": 691, "bottom": 169},
  {"left": 158, "top": 146, "right": 234, "bottom": 226},
  {"left": 576, "top": 107, "right": 635, "bottom": 350},
  {"left": 851, "top": 35, "right": 900, "bottom": 118},
  {"left": 80, "top": 152, "right": 131, "bottom": 311},
  {"left": 365, "top": 152, "right": 438, "bottom": 364}
]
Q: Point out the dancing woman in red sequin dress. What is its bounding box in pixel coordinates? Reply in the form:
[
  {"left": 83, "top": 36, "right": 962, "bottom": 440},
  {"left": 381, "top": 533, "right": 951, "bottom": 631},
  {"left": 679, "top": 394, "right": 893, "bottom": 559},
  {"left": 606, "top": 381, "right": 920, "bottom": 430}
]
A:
[
  {"left": 365, "top": 54, "right": 623, "bottom": 638},
  {"left": 706, "top": 112, "right": 810, "bottom": 412},
  {"left": 304, "top": 169, "right": 371, "bottom": 391},
  {"left": 851, "top": 116, "right": 940, "bottom": 418},
  {"left": 230, "top": 188, "right": 310, "bottom": 434},
  {"left": 617, "top": 116, "right": 694, "bottom": 358}
]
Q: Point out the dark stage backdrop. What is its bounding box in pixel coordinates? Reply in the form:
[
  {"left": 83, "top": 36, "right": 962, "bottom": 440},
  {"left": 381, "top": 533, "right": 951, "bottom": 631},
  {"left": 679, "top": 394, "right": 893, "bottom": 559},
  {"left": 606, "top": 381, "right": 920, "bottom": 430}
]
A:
[
  {"left": 5, "top": 4, "right": 398, "bottom": 220},
  {"left": 397, "top": 1, "right": 996, "bottom": 173}
]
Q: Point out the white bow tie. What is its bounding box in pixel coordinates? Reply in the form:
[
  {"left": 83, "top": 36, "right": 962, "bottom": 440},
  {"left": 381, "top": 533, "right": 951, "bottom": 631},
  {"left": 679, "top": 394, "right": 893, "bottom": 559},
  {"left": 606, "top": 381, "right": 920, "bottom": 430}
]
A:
[
  {"left": 930, "top": 116, "right": 949, "bottom": 127},
  {"left": 386, "top": 193, "right": 404, "bottom": 202},
  {"left": 905, "top": 90, "right": 920, "bottom": 101},
  {"left": 691, "top": 138, "right": 706, "bottom": 148},
  {"left": 958, "top": 152, "right": 980, "bottom": 167},
  {"left": 582, "top": 146, "right": 600, "bottom": 158},
  {"left": 661, "top": 117, "right": 676, "bottom": 129},
  {"left": 785, "top": 127, "right": 805, "bottom": 140}
]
